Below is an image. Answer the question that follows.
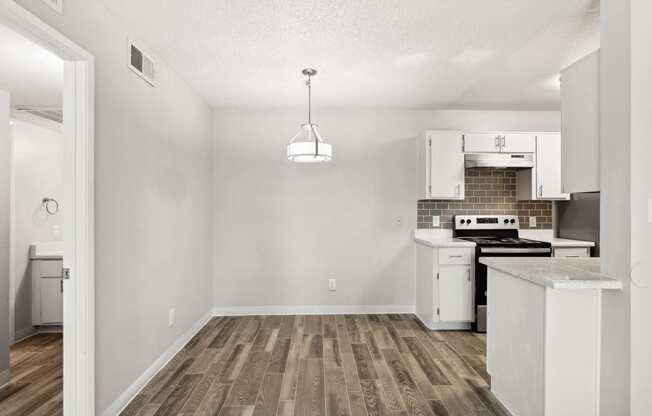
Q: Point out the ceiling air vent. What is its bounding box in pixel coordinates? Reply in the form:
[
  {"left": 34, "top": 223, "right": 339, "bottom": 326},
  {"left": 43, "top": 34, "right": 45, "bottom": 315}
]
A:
[
  {"left": 128, "top": 40, "right": 156, "bottom": 86},
  {"left": 41, "top": 0, "right": 63, "bottom": 14}
]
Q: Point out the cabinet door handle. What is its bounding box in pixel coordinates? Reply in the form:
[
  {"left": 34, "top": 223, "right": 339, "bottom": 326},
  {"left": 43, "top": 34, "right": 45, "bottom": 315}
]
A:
[
  {"left": 455, "top": 183, "right": 461, "bottom": 196},
  {"left": 538, "top": 185, "right": 543, "bottom": 198},
  {"left": 495, "top": 136, "right": 500, "bottom": 149},
  {"left": 468, "top": 269, "right": 471, "bottom": 281},
  {"left": 448, "top": 255, "right": 464, "bottom": 258},
  {"left": 501, "top": 135, "right": 506, "bottom": 148}
]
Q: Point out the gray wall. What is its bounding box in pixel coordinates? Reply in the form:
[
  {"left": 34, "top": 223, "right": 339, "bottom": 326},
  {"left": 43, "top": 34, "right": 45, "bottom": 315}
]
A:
[
  {"left": 0, "top": 90, "right": 10, "bottom": 384},
  {"left": 212, "top": 109, "right": 560, "bottom": 310},
  {"left": 14, "top": 1, "right": 214, "bottom": 412}
]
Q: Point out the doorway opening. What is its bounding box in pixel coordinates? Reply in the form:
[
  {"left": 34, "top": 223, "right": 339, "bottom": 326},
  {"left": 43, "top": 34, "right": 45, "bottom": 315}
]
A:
[{"left": 0, "top": 2, "right": 94, "bottom": 415}]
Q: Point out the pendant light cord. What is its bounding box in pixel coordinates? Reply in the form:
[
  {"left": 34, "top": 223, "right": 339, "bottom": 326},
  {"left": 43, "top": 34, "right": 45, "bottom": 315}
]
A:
[
  {"left": 306, "top": 73, "right": 318, "bottom": 157},
  {"left": 306, "top": 75, "right": 312, "bottom": 125}
]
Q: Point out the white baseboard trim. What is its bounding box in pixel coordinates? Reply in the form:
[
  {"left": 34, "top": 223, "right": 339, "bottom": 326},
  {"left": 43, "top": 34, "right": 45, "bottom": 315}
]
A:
[
  {"left": 414, "top": 314, "right": 471, "bottom": 331},
  {"left": 101, "top": 309, "right": 214, "bottom": 416},
  {"left": 0, "top": 369, "right": 10, "bottom": 389},
  {"left": 213, "top": 304, "right": 415, "bottom": 316}
]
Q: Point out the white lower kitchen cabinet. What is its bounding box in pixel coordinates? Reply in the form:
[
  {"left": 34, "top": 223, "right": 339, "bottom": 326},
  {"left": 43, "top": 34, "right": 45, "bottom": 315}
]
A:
[
  {"left": 416, "top": 243, "right": 475, "bottom": 330},
  {"left": 32, "top": 259, "right": 64, "bottom": 325}
]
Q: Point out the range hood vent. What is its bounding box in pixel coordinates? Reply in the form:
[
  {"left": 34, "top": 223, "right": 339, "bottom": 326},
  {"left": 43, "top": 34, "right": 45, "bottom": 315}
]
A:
[{"left": 465, "top": 153, "right": 534, "bottom": 169}]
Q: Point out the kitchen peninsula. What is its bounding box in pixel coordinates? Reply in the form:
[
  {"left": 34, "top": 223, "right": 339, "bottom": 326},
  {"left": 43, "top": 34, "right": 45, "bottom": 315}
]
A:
[{"left": 481, "top": 257, "right": 621, "bottom": 416}]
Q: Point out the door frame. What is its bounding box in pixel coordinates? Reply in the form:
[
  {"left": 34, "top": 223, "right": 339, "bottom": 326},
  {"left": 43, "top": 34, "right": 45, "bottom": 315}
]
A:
[{"left": 0, "top": 2, "right": 95, "bottom": 414}]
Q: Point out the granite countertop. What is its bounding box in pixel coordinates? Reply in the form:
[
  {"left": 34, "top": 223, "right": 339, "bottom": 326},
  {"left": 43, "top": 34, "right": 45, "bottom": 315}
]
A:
[
  {"left": 29, "top": 242, "right": 64, "bottom": 260},
  {"left": 480, "top": 257, "right": 622, "bottom": 290},
  {"left": 414, "top": 237, "right": 476, "bottom": 248}
]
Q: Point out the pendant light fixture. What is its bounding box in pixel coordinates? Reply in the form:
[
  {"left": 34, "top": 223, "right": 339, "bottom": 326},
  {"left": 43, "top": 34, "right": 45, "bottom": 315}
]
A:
[{"left": 287, "top": 68, "right": 333, "bottom": 163}]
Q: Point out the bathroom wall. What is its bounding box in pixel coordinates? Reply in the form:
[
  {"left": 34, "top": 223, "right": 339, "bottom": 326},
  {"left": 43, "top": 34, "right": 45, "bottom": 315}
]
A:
[{"left": 11, "top": 116, "right": 64, "bottom": 340}]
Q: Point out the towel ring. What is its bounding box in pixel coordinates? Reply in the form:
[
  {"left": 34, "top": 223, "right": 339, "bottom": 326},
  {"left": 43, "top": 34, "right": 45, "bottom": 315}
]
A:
[{"left": 43, "top": 198, "right": 60, "bottom": 215}]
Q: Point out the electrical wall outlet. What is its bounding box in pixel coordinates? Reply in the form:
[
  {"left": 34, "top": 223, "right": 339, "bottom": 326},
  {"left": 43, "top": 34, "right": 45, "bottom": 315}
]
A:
[
  {"left": 395, "top": 216, "right": 403, "bottom": 226},
  {"left": 529, "top": 216, "right": 537, "bottom": 228},
  {"left": 432, "top": 216, "right": 440, "bottom": 227},
  {"left": 328, "top": 279, "right": 336, "bottom": 291},
  {"left": 168, "top": 308, "right": 176, "bottom": 327}
]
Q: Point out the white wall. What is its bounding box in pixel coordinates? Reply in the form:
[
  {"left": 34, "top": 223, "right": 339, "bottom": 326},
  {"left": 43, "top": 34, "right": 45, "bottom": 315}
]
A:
[
  {"left": 14, "top": 1, "right": 214, "bottom": 412},
  {"left": 0, "top": 90, "right": 11, "bottom": 385},
  {"left": 10, "top": 117, "right": 64, "bottom": 340},
  {"left": 212, "top": 110, "right": 560, "bottom": 311},
  {"left": 600, "top": 1, "right": 632, "bottom": 414},
  {"left": 629, "top": 0, "right": 652, "bottom": 413},
  {"left": 601, "top": 1, "right": 652, "bottom": 414}
]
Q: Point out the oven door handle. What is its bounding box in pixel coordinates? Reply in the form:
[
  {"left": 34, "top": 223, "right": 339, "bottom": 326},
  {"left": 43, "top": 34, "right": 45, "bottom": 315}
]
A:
[{"left": 480, "top": 247, "right": 551, "bottom": 254}]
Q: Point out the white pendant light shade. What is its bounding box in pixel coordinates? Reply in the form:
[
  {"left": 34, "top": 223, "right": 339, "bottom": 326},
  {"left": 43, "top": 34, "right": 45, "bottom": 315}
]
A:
[
  {"left": 287, "top": 123, "right": 332, "bottom": 163},
  {"left": 287, "top": 68, "right": 333, "bottom": 163}
]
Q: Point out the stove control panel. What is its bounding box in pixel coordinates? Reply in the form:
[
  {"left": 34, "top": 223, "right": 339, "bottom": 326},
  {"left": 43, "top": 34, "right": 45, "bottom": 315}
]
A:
[{"left": 454, "top": 215, "right": 519, "bottom": 230}]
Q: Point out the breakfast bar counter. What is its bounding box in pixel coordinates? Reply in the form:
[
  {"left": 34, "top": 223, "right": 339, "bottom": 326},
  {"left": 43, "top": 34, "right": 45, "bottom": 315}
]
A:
[{"left": 480, "top": 257, "right": 621, "bottom": 416}]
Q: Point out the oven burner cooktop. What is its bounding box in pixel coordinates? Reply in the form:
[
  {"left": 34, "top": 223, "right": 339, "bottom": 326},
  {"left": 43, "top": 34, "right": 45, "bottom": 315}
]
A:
[{"left": 457, "top": 236, "right": 550, "bottom": 247}]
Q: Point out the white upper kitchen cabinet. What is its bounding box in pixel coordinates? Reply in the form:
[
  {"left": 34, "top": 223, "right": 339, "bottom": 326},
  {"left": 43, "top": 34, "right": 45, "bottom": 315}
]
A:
[
  {"left": 536, "top": 134, "right": 568, "bottom": 199},
  {"left": 463, "top": 133, "right": 502, "bottom": 152},
  {"left": 516, "top": 134, "right": 569, "bottom": 200},
  {"left": 561, "top": 51, "right": 600, "bottom": 193},
  {"left": 501, "top": 133, "right": 537, "bottom": 153},
  {"left": 463, "top": 132, "right": 536, "bottom": 153},
  {"left": 417, "top": 131, "right": 465, "bottom": 200}
]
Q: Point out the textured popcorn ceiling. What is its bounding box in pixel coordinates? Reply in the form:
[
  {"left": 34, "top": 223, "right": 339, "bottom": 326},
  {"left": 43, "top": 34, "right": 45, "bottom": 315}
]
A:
[{"left": 101, "top": 0, "right": 599, "bottom": 110}]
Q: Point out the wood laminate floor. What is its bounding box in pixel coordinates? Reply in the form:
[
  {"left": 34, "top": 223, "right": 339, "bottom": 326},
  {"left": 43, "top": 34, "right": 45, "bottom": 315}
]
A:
[
  {"left": 0, "top": 332, "right": 63, "bottom": 416},
  {"left": 122, "top": 315, "right": 510, "bottom": 416}
]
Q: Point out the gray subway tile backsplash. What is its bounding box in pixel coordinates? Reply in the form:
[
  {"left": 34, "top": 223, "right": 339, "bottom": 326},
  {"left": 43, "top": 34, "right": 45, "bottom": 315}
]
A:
[{"left": 417, "top": 168, "right": 552, "bottom": 229}]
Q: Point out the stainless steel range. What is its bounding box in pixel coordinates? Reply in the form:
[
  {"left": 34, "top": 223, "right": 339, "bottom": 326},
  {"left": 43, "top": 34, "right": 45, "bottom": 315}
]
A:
[{"left": 453, "top": 215, "right": 552, "bottom": 332}]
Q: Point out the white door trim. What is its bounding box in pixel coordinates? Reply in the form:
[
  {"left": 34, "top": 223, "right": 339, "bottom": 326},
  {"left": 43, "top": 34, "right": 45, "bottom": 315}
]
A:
[{"left": 0, "top": 2, "right": 95, "bottom": 415}]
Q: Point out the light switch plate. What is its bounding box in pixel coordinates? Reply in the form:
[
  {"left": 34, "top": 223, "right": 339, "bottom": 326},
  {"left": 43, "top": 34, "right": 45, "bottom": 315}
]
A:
[
  {"left": 529, "top": 216, "right": 537, "bottom": 228},
  {"left": 432, "top": 216, "right": 440, "bottom": 227},
  {"left": 168, "top": 308, "right": 176, "bottom": 327}
]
